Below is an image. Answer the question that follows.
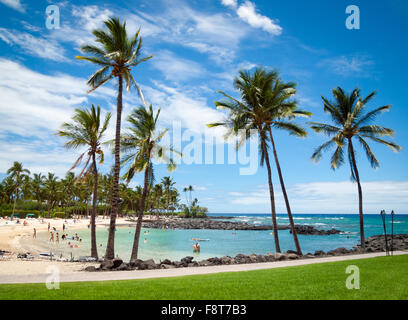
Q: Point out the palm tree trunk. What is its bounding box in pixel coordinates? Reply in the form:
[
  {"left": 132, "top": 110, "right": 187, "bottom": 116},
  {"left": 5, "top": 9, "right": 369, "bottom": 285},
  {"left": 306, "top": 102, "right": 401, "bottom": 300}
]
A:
[
  {"left": 11, "top": 186, "right": 18, "bottom": 221},
  {"left": 268, "top": 127, "right": 302, "bottom": 255},
  {"left": 349, "top": 138, "right": 365, "bottom": 249},
  {"left": 105, "top": 74, "right": 123, "bottom": 260},
  {"left": 130, "top": 164, "right": 150, "bottom": 262},
  {"left": 91, "top": 152, "right": 98, "bottom": 259},
  {"left": 259, "top": 130, "right": 280, "bottom": 253}
]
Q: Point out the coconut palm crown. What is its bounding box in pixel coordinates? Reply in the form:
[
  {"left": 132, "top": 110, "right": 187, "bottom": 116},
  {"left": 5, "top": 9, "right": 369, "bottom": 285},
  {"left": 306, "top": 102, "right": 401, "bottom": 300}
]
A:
[{"left": 309, "top": 87, "right": 401, "bottom": 248}]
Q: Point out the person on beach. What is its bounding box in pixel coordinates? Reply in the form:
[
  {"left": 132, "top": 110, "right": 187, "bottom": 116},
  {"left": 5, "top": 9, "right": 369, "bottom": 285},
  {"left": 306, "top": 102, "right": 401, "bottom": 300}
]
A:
[
  {"left": 56, "top": 233, "right": 59, "bottom": 244},
  {"left": 50, "top": 232, "right": 54, "bottom": 243},
  {"left": 48, "top": 222, "right": 50, "bottom": 232},
  {"left": 33, "top": 228, "right": 36, "bottom": 239},
  {"left": 63, "top": 223, "right": 66, "bottom": 231},
  {"left": 193, "top": 242, "right": 200, "bottom": 253}
]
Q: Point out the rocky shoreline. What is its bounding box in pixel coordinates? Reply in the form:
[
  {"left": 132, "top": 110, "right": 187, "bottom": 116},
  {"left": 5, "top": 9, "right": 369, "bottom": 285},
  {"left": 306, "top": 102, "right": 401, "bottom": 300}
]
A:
[
  {"left": 85, "top": 234, "right": 408, "bottom": 272},
  {"left": 137, "top": 218, "right": 342, "bottom": 235}
]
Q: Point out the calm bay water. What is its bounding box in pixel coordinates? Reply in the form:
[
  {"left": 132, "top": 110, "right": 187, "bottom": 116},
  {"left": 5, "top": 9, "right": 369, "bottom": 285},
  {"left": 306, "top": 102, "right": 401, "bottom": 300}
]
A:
[{"left": 36, "top": 214, "right": 408, "bottom": 262}]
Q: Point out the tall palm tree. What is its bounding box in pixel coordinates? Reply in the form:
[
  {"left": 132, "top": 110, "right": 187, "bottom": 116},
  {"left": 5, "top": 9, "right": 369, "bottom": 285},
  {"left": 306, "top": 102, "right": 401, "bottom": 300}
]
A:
[
  {"left": 183, "top": 187, "right": 189, "bottom": 206},
  {"left": 76, "top": 17, "right": 153, "bottom": 260},
  {"left": 44, "top": 173, "right": 59, "bottom": 218},
  {"left": 120, "top": 104, "right": 179, "bottom": 262},
  {"left": 153, "top": 183, "right": 163, "bottom": 220},
  {"left": 263, "top": 75, "right": 311, "bottom": 255},
  {"left": 188, "top": 185, "right": 194, "bottom": 205},
  {"left": 58, "top": 105, "right": 111, "bottom": 259},
  {"left": 208, "top": 68, "right": 283, "bottom": 252},
  {"left": 32, "top": 173, "right": 45, "bottom": 214},
  {"left": 161, "top": 176, "right": 175, "bottom": 212},
  {"left": 7, "top": 162, "right": 30, "bottom": 220},
  {"left": 309, "top": 87, "right": 401, "bottom": 249}
]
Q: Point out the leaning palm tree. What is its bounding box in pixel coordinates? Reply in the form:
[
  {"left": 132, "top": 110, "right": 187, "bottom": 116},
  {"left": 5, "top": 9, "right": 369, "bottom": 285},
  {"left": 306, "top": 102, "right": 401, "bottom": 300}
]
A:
[
  {"left": 58, "top": 105, "right": 111, "bottom": 259},
  {"left": 76, "top": 17, "right": 153, "bottom": 260},
  {"left": 263, "top": 75, "right": 312, "bottom": 255},
  {"left": 309, "top": 87, "right": 401, "bottom": 249},
  {"left": 7, "top": 162, "right": 30, "bottom": 220},
  {"left": 208, "top": 68, "right": 283, "bottom": 252},
  {"left": 120, "top": 104, "right": 179, "bottom": 262}
]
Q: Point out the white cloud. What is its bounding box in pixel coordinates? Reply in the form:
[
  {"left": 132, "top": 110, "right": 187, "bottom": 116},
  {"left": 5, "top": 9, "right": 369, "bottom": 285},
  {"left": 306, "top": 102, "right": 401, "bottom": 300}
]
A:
[
  {"left": 319, "top": 54, "right": 374, "bottom": 77},
  {"left": 0, "top": 0, "right": 25, "bottom": 13},
  {"left": 151, "top": 50, "right": 207, "bottom": 82},
  {"left": 221, "top": 0, "right": 238, "bottom": 8},
  {"left": 222, "top": 0, "right": 282, "bottom": 36},
  {"left": 143, "top": 81, "right": 226, "bottom": 139},
  {"left": 236, "top": 1, "right": 282, "bottom": 35},
  {"left": 0, "top": 28, "right": 69, "bottom": 62},
  {"left": 0, "top": 58, "right": 116, "bottom": 176},
  {"left": 229, "top": 181, "right": 408, "bottom": 214}
]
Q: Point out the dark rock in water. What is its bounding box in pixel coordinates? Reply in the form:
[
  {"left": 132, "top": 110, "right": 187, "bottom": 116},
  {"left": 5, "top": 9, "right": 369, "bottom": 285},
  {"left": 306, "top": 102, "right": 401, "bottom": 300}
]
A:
[
  {"left": 112, "top": 259, "right": 123, "bottom": 269},
  {"left": 161, "top": 259, "right": 172, "bottom": 265},
  {"left": 265, "top": 253, "right": 276, "bottom": 262},
  {"left": 116, "top": 263, "right": 131, "bottom": 271},
  {"left": 220, "top": 256, "right": 233, "bottom": 264},
  {"left": 141, "top": 259, "right": 157, "bottom": 270},
  {"left": 85, "top": 266, "right": 97, "bottom": 272},
  {"left": 181, "top": 256, "right": 194, "bottom": 264},
  {"left": 354, "top": 234, "right": 408, "bottom": 252},
  {"left": 207, "top": 257, "right": 223, "bottom": 265},
  {"left": 292, "top": 225, "right": 341, "bottom": 235},
  {"left": 314, "top": 250, "right": 326, "bottom": 256},
  {"left": 100, "top": 260, "right": 114, "bottom": 270},
  {"left": 129, "top": 259, "right": 143, "bottom": 268},
  {"left": 327, "top": 247, "right": 351, "bottom": 256}
]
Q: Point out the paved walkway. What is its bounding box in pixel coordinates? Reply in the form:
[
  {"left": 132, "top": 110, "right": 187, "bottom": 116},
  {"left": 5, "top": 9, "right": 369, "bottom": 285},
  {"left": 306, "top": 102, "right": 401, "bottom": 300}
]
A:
[{"left": 0, "top": 251, "right": 406, "bottom": 284}]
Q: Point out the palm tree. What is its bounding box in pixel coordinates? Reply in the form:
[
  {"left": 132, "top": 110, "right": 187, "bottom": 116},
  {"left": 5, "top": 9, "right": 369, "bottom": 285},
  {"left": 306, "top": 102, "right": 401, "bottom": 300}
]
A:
[
  {"left": 44, "top": 173, "right": 59, "bottom": 218},
  {"left": 60, "top": 172, "right": 76, "bottom": 218},
  {"left": 153, "top": 184, "right": 163, "bottom": 219},
  {"left": 208, "top": 68, "right": 283, "bottom": 252},
  {"left": 32, "top": 173, "right": 45, "bottom": 214},
  {"left": 161, "top": 176, "right": 175, "bottom": 212},
  {"left": 183, "top": 187, "right": 189, "bottom": 206},
  {"left": 7, "top": 162, "right": 30, "bottom": 220},
  {"left": 309, "top": 87, "right": 401, "bottom": 249},
  {"left": 76, "top": 17, "right": 153, "bottom": 260},
  {"left": 120, "top": 104, "right": 179, "bottom": 262},
  {"left": 263, "top": 75, "right": 311, "bottom": 255},
  {"left": 58, "top": 105, "right": 111, "bottom": 259},
  {"left": 188, "top": 185, "right": 194, "bottom": 205}
]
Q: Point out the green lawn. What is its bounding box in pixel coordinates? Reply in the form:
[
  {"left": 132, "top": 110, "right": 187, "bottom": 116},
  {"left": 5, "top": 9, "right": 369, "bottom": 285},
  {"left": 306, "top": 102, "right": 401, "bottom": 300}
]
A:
[{"left": 0, "top": 255, "right": 407, "bottom": 300}]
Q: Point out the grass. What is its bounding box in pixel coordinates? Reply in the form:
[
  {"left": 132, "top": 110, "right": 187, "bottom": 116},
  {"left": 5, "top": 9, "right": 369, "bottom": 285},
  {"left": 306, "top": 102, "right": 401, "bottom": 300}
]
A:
[{"left": 0, "top": 255, "right": 407, "bottom": 300}]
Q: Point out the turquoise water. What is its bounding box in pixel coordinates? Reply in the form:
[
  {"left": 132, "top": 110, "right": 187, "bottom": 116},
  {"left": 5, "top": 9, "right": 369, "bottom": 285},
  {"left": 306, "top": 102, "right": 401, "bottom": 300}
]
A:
[{"left": 37, "top": 214, "right": 408, "bottom": 262}]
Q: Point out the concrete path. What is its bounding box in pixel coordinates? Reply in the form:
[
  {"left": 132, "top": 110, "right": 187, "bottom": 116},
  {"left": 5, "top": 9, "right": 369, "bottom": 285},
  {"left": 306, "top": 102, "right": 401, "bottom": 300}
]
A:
[{"left": 0, "top": 251, "right": 406, "bottom": 284}]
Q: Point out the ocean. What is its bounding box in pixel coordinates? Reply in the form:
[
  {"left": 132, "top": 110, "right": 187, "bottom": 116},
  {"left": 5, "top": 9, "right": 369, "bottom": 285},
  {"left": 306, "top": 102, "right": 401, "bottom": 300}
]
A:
[{"left": 33, "top": 213, "right": 408, "bottom": 262}]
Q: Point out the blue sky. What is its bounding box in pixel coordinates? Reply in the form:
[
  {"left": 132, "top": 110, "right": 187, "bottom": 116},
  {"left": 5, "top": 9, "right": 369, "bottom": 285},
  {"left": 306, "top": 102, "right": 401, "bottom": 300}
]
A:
[{"left": 0, "top": 0, "right": 407, "bottom": 214}]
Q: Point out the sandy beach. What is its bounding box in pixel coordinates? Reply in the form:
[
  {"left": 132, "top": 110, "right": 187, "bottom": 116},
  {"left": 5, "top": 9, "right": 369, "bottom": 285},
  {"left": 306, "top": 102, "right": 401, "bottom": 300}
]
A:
[{"left": 0, "top": 215, "right": 178, "bottom": 277}]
